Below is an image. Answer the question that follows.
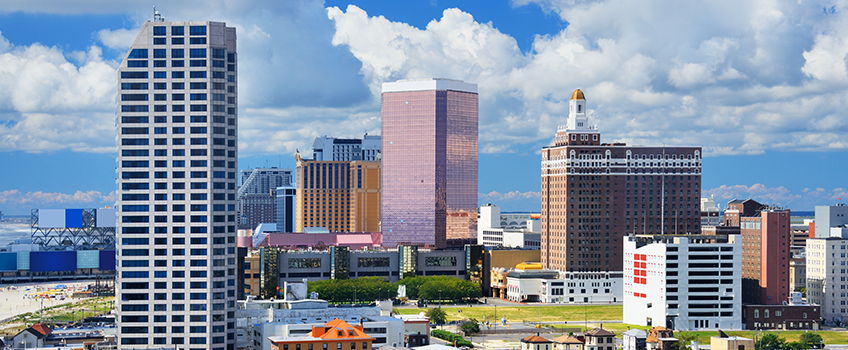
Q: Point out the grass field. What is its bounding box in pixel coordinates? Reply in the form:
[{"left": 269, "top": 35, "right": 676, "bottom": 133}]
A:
[
  {"left": 393, "top": 304, "right": 623, "bottom": 322},
  {"left": 677, "top": 330, "right": 848, "bottom": 345}
]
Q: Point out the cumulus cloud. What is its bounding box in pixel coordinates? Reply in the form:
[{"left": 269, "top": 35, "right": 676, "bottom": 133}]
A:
[
  {"left": 3, "top": 0, "right": 848, "bottom": 159},
  {"left": 480, "top": 190, "right": 541, "bottom": 201},
  {"left": 0, "top": 189, "right": 115, "bottom": 206},
  {"left": 703, "top": 184, "right": 848, "bottom": 210},
  {"left": 327, "top": 0, "right": 848, "bottom": 156}
]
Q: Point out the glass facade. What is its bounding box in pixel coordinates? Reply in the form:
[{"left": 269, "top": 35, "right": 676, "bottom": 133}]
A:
[{"left": 381, "top": 80, "right": 478, "bottom": 248}]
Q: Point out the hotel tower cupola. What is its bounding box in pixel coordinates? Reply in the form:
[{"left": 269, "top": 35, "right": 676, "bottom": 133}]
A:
[{"left": 556, "top": 88, "right": 600, "bottom": 146}]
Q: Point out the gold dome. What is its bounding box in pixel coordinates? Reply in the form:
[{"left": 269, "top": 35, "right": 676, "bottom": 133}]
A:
[{"left": 570, "top": 89, "right": 585, "bottom": 100}]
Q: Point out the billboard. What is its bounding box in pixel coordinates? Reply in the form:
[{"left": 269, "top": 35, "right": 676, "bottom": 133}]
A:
[
  {"left": 30, "top": 251, "right": 76, "bottom": 272},
  {"left": 38, "top": 209, "right": 66, "bottom": 228},
  {"left": 99, "top": 250, "right": 116, "bottom": 271},
  {"left": 0, "top": 252, "right": 16, "bottom": 271},
  {"left": 96, "top": 208, "right": 116, "bottom": 228},
  {"left": 77, "top": 250, "right": 99, "bottom": 269},
  {"left": 65, "top": 209, "right": 84, "bottom": 228}
]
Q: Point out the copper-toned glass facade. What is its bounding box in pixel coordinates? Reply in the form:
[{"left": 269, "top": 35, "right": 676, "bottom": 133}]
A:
[{"left": 381, "top": 80, "right": 478, "bottom": 248}]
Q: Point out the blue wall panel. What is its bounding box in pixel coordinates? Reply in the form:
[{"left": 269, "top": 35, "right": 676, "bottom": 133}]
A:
[
  {"left": 99, "top": 250, "right": 116, "bottom": 271},
  {"left": 77, "top": 250, "right": 99, "bottom": 269},
  {"left": 0, "top": 253, "right": 16, "bottom": 271},
  {"left": 30, "top": 251, "right": 76, "bottom": 272},
  {"left": 65, "top": 209, "right": 84, "bottom": 228}
]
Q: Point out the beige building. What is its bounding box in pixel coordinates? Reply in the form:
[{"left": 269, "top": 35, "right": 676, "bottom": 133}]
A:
[
  {"left": 711, "top": 335, "right": 754, "bottom": 350},
  {"left": 522, "top": 335, "right": 553, "bottom": 350},
  {"left": 349, "top": 160, "right": 381, "bottom": 232},
  {"left": 552, "top": 335, "right": 584, "bottom": 350},
  {"left": 295, "top": 153, "right": 380, "bottom": 233}
]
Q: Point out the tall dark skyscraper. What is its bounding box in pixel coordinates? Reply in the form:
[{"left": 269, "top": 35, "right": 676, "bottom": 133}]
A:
[
  {"left": 116, "top": 17, "right": 238, "bottom": 349},
  {"left": 541, "top": 89, "right": 702, "bottom": 273},
  {"left": 380, "top": 78, "right": 478, "bottom": 248}
]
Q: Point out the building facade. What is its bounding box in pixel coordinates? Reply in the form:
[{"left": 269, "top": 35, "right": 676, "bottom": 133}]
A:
[
  {"left": 275, "top": 186, "right": 296, "bottom": 233},
  {"left": 623, "top": 235, "right": 742, "bottom": 331},
  {"left": 312, "top": 134, "right": 381, "bottom": 161},
  {"left": 116, "top": 19, "right": 238, "bottom": 348},
  {"left": 814, "top": 204, "right": 848, "bottom": 238},
  {"left": 478, "top": 204, "right": 541, "bottom": 248},
  {"left": 238, "top": 168, "right": 293, "bottom": 229},
  {"left": 805, "top": 236, "right": 848, "bottom": 325},
  {"left": 381, "top": 79, "right": 478, "bottom": 248},
  {"left": 540, "top": 89, "right": 701, "bottom": 293},
  {"left": 739, "top": 208, "right": 791, "bottom": 305},
  {"left": 295, "top": 154, "right": 381, "bottom": 233}
]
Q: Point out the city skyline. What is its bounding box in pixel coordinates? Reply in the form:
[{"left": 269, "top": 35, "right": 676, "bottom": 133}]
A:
[{"left": 2, "top": 0, "right": 848, "bottom": 214}]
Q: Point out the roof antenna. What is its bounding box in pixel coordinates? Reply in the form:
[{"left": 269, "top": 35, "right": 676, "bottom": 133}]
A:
[{"left": 153, "top": 6, "right": 164, "bottom": 22}]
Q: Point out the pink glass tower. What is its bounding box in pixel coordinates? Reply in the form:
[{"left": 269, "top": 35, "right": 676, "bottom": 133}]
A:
[{"left": 381, "top": 79, "right": 478, "bottom": 248}]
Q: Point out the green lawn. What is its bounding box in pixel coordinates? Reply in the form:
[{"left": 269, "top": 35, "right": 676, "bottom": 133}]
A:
[
  {"left": 0, "top": 296, "right": 114, "bottom": 336},
  {"left": 677, "top": 330, "right": 848, "bottom": 345},
  {"left": 394, "top": 304, "right": 623, "bottom": 322}
]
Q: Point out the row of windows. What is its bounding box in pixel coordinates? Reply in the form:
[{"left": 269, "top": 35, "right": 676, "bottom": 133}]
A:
[
  {"left": 127, "top": 59, "right": 230, "bottom": 69},
  {"left": 121, "top": 115, "right": 232, "bottom": 124},
  {"left": 152, "top": 25, "right": 207, "bottom": 36},
  {"left": 122, "top": 269, "right": 234, "bottom": 279},
  {"left": 122, "top": 70, "right": 228, "bottom": 80},
  {"left": 121, "top": 137, "right": 235, "bottom": 147}
]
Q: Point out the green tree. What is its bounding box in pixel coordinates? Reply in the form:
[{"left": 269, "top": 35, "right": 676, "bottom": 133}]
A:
[
  {"left": 307, "top": 277, "right": 397, "bottom": 303},
  {"left": 460, "top": 318, "right": 481, "bottom": 335},
  {"left": 756, "top": 334, "right": 786, "bottom": 350},
  {"left": 799, "top": 332, "right": 824, "bottom": 348},
  {"left": 418, "top": 278, "right": 482, "bottom": 302},
  {"left": 670, "top": 332, "right": 697, "bottom": 350},
  {"left": 426, "top": 307, "right": 447, "bottom": 326}
]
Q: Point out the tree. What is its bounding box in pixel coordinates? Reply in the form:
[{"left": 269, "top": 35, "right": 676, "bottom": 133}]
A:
[
  {"left": 426, "top": 307, "right": 447, "bottom": 326},
  {"left": 460, "top": 318, "right": 480, "bottom": 335},
  {"left": 756, "top": 334, "right": 786, "bottom": 350},
  {"left": 800, "top": 332, "right": 824, "bottom": 349},
  {"left": 307, "top": 277, "right": 397, "bottom": 303},
  {"left": 670, "top": 332, "right": 697, "bottom": 350}
]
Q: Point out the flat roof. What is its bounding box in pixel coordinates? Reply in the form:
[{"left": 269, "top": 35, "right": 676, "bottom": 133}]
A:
[{"left": 382, "top": 78, "right": 477, "bottom": 93}]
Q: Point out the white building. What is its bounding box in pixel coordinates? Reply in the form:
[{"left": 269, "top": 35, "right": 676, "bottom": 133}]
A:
[
  {"left": 478, "top": 204, "right": 541, "bottom": 248},
  {"left": 312, "top": 134, "right": 381, "bottom": 161},
  {"left": 505, "top": 266, "right": 621, "bottom": 303},
  {"left": 237, "top": 299, "right": 422, "bottom": 350},
  {"left": 813, "top": 204, "right": 848, "bottom": 238},
  {"left": 700, "top": 197, "right": 722, "bottom": 227},
  {"left": 116, "top": 18, "right": 238, "bottom": 348},
  {"left": 805, "top": 234, "right": 848, "bottom": 325},
  {"left": 624, "top": 235, "right": 742, "bottom": 330}
]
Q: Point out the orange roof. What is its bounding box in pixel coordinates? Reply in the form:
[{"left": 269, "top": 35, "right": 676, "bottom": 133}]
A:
[
  {"left": 552, "top": 335, "right": 584, "bottom": 344},
  {"left": 29, "top": 323, "right": 52, "bottom": 336},
  {"left": 313, "top": 319, "right": 374, "bottom": 340},
  {"left": 646, "top": 335, "right": 659, "bottom": 343},
  {"left": 522, "top": 335, "right": 552, "bottom": 343}
]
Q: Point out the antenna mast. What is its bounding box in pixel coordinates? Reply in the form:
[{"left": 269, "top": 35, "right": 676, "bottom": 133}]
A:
[{"left": 153, "top": 6, "right": 164, "bottom": 22}]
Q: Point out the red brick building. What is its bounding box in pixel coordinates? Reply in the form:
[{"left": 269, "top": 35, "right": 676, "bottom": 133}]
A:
[
  {"left": 540, "top": 89, "right": 702, "bottom": 273},
  {"left": 731, "top": 199, "right": 791, "bottom": 305}
]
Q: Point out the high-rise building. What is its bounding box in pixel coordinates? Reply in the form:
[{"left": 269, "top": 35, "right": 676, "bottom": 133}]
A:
[
  {"left": 238, "top": 168, "right": 292, "bottom": 229},
  {"left": 813, "top": 204, "right": 848, "bottom": 238},
  {"left": 623, "top": 234, "right": 742, "bottom": 330},
  {"left": 312, "top": 134, "right": 381, "bottom": 161},
  {"left": 295, "top": 154, "right": 381, "bottom": 233},
  {"left": 540, "top": 89, "right": 702, "bottom": 274},
  {"left": 275, "top": 185, "right": 296, "bottom": 232},
  {"left": 805, "top": 233, "right": 848, "bottom": 325},
  {"left": 739, "top": 207, "right": 791, "bottom": 305},
  {"left": 380, "top": 78, "right": 478, "bottom": 248},
  {"left": 116, "top": 18, "right": 238, "bottom": 348}
]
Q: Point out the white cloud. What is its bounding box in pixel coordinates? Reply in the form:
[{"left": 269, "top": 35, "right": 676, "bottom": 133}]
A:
[
  {"left": 2, "top": 0, "right": 848, "bottom": 158},
  {"left": 703, "top": 184, "right": 848, "bottom": 210},
  {"left": 0, "top": 189, "right": 115, "bottom": 206},
  {"left": 97, "top": 28, "right": 137, "bottom": 50},
  {"left": 480, "top": 190, "right": 541, "bottom": 201}
]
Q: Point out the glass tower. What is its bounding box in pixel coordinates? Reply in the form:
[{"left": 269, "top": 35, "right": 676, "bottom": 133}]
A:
[
  {"left": 380, "top": 79, "right": 478, "bottom": 248},
  {"left": 116, "top": 20, "right": 238, "bottom": 349}
]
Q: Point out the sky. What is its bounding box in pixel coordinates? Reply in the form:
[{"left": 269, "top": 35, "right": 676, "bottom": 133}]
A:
[{"left": 0, "top": 0, "right": 847, "bottom": 214}]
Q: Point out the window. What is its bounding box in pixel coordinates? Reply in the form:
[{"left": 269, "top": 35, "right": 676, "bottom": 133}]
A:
[
  {"left": 288, "top": 258, "right": 321, "bottom": 268},
  {"left": 189, "top": 25, "right": 206, "bottom": 35}
]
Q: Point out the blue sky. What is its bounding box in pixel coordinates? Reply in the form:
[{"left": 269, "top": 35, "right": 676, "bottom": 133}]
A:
[{"left": 0, "top": 0, "right": 847, "bottom": 214}]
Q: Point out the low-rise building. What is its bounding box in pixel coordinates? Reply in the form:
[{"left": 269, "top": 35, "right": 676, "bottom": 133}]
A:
[
  {"left": 710, "top": 333, "right": 753, "bottom": 350},
  {"left": 521, "top": 335, "right": 554, "bottom": 350},
  {"left": 552, "top": 335, "right": 584, "bottom": 350},
  {"left": 238, "top": 299, "right": 416, "bottom": 350},
  {"left": 268, "top": 319, "right": 375, "bottom": 350},
  {"left": 478, "top": 204, "right": 541, "bottom": 248},
  {"left": 623, "top": 235, "right": 742, "bottom": 330},
  {"left": 622, "top": 329, "right": 647, "bottom": 350},
  {"left": 584, "top": 328, "right": 615, "bottom": 350},
  {"left": 501, "top": 263, "right": 621, "bottom": 303}
]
